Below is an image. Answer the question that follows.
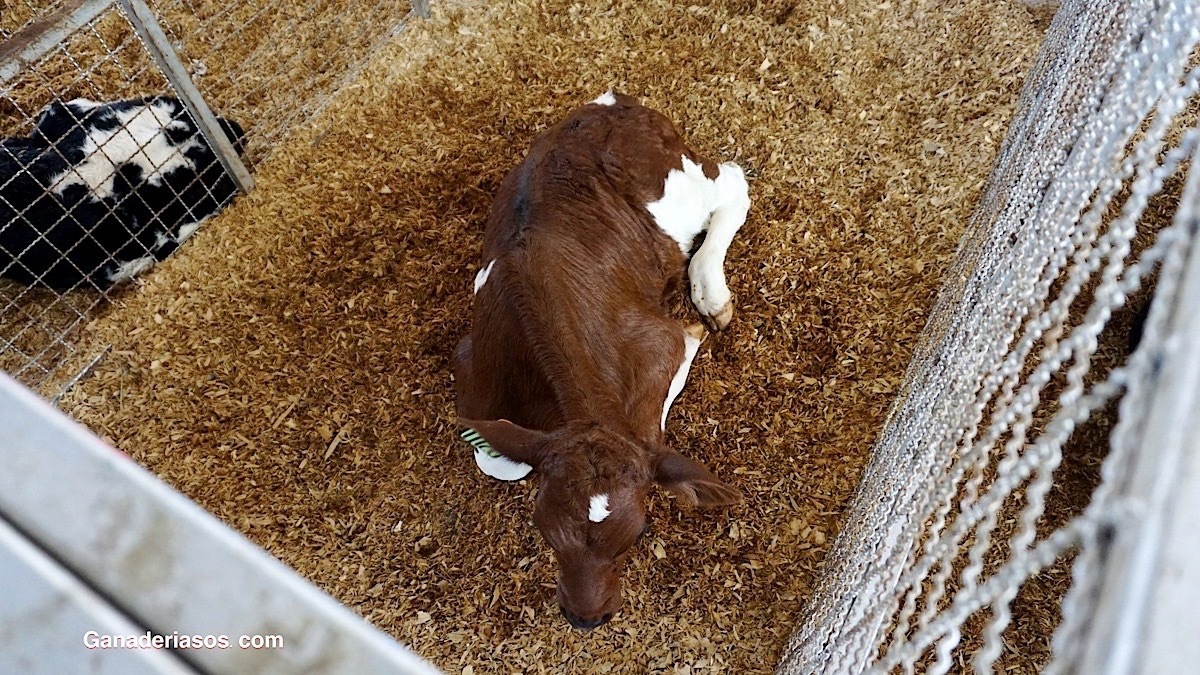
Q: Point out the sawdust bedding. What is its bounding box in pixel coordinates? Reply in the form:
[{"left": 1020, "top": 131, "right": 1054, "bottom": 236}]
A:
[{"left": 52, "top": 0, "right": 1064, "bottom": 672}]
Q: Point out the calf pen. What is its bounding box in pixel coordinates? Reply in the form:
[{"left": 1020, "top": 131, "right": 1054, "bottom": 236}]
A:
[
  {"left": 1, "top": 0, "right": 1197, "bottom": 674},
  {"left": 1, "top": 0, "right": 421, "bottom": 392}
]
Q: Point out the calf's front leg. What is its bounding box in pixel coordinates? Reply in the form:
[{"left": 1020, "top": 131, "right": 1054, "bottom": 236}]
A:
[{"left": 453, "top": 336, "right": 534, "bottom": 481}]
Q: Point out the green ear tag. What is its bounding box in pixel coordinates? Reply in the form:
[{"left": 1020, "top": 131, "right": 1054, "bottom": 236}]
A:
[{"left": 459, "top": 428, "right": 501, "bottom": 458}]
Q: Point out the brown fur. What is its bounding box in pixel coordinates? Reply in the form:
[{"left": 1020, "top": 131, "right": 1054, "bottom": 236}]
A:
[{"left": 455, "top": 94, "right": 742, "bottom": 630}]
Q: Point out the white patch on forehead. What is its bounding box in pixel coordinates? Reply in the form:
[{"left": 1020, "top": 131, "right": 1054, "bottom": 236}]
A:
[
  {"left": 51, "top": 99, "right": 201, "bottom": 200},
  {"left": 646, "top": 156, "right": 721, "bottom": 253},
  {"left": 473, "top": 260, "right": 496, "bottom": 294},
  {"left": 591, "top": 91, "right": 617, "bottom": 106},
  {"left": 588, "top": 494, "right": 611, "bottom": 523}
]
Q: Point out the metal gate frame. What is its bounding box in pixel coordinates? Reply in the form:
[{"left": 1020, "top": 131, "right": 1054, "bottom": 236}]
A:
[
  {"left": 0, "top": 0, "right": 255, "bottom": 193},
  {"left": 0, "top": 372, "right": 441, "bottom": 674}
]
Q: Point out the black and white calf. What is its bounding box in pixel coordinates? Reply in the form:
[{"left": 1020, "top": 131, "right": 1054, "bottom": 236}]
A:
[{"left": 0, "top": 95, "right": 245, "bottom": 291}]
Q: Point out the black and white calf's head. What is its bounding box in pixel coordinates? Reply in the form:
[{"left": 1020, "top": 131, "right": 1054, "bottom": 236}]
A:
[{"left": 0, "top": 95, "right": 245, "bottom": 291}]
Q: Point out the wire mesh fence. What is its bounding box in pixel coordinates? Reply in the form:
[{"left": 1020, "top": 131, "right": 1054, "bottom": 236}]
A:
[
  {"left": 1, "top": 0, "right": 418, "bottom": 394},
  {"left": 1, "top": 1, "right": 70, "bottom": 40},
  {"left": 1, "top": 2, "right": 229, "bottom": 392},
  {"left": 144, "top": 0, "right": 417, "bottom": 164},
  {"left": 777, "top": 0, "right": 1200, "bottom": 672}
]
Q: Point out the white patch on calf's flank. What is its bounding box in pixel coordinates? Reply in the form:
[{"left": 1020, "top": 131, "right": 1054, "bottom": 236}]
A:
[
  {"left": 175, "top": 221, "right": 201, "bottom": 244},
  {"left": 646, "top": 156, "right": 721, "bottom": 254},
  {"left": 149, "top": 216, "right": 208, "bottom": 259},
  {"left": 591, "top": 91, "right": 617, "bottom": 106},
  {"left": 473, "top": 260, "right": 496, "bottom": 294},
  {"left": 588, "top": 494, "right": 611, "bottom": 523},
  {"left": 153, "top": 230, "right": 172, "bottom": 251},
  {"left": 67, "top": 98, "right": 101, "bottom": 110},
  {"left": 50, "top": 99, "right": 201, "bottom": 200}
]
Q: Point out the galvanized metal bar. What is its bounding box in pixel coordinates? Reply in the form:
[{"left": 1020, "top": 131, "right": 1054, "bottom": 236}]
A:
[
  {"left": 0, "top": 514, "right": 197, "bottom": 674},
  {"left": 411, "top": 0, "right": 431, "bottom": 19},
  {"left": 115, "top": 0, "right": 255, "bottom": 193},
  {"left": 0, "top": 0, "right": 115, "bottom": 85},
  {"left": 0, "top": 373, "right": 442, "bottom": 674}
]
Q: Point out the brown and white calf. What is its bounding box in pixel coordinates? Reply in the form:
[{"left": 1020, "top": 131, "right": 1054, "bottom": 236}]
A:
[{"left": 454, "top": 91, "right": 750, "bottom": 630}]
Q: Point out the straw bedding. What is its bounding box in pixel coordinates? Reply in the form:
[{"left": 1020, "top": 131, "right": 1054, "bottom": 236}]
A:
[{"left": 48, "top": 0, "right": 1076, "bottom": 671}]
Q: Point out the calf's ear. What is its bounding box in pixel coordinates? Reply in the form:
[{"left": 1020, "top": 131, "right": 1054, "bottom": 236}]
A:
[
  {"left": 653, "top": 450, "right": 744, "bottom": 509},
  {"left": 457, "top": 418, "right": 552, "bottom": 467}
]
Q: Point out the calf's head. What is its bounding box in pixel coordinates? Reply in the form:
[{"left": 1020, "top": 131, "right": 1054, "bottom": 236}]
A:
[{"left": 459, "top": 418, "right": 742, "bottom": 630}]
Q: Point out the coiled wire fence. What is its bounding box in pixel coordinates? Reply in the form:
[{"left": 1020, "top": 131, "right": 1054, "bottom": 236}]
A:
[
  {"left": 1, "top": 0, "right": 423, "bottom": 395},
  {"left": 777, "top": 0, "right": 1200, "bottom": 672}
]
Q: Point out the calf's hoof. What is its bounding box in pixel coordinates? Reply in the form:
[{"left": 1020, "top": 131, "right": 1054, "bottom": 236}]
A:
[{"left": 702, "top": 300, "right": 735, "bottom": 332}]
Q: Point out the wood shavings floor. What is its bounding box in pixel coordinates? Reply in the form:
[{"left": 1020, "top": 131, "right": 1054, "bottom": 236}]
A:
[{"left": 56, "top": 0, "right": 1061, "bottom": 672}]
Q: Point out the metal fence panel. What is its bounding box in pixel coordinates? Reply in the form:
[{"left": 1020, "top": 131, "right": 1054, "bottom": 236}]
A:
[{"left": 0, "top": 372, "right": 442, "bottom": 674}]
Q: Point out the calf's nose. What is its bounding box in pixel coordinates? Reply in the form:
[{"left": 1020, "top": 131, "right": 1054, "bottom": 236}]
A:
[{"left": 560, "top": 606, "right": 614, "bottom": 630}]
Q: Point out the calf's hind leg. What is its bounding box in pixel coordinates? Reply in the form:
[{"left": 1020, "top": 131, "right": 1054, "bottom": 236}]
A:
[
  {"left": 689, "top": 163, "right": 749, "bottom": 331},
  {"left": 646, "top": 158, "right": 750, "bottom": 331}
]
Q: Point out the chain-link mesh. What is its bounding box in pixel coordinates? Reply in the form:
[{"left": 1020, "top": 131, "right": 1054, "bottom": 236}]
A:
[
  {"left": 143, "top": 0, "right": 415, "bottom": 165},
  {"left": 2, "top": 1, "right": 416, "bottom": 393},
  {"left": 2, "top": 4, "right": 239, "bottom": 391},
  {"left": 777, "top": 0, "right": 1199, "bottom": 672},
  {"left": 1, "top": 0, "right": 69, "bottom": 41}
]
